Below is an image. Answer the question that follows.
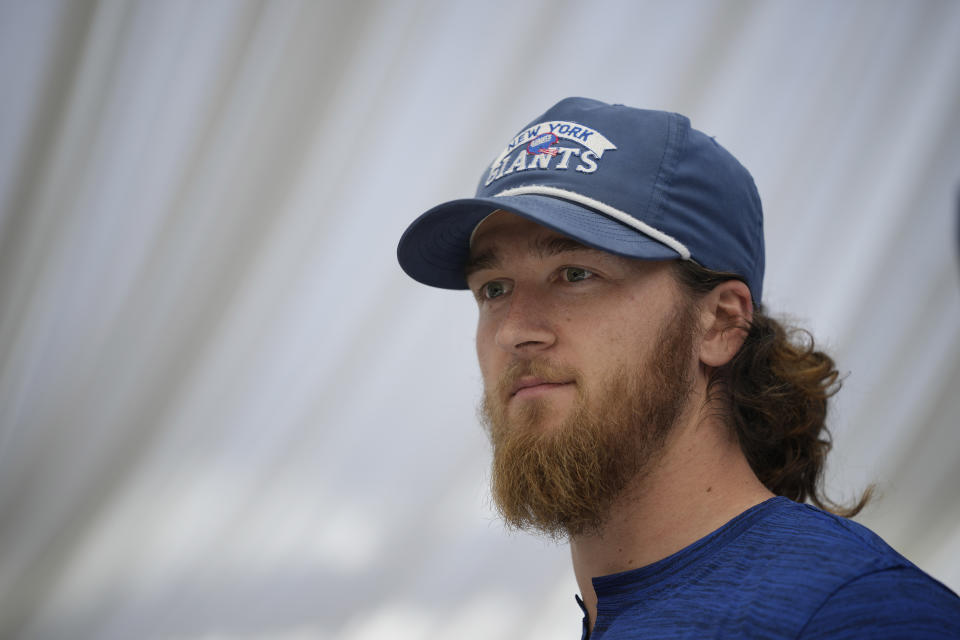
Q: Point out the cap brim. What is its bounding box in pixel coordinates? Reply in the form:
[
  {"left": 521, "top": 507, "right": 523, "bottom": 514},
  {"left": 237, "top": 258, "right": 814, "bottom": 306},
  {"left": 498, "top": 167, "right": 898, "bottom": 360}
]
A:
[{"left": 397, "top": 194, "right": 681, "bottom": 289}]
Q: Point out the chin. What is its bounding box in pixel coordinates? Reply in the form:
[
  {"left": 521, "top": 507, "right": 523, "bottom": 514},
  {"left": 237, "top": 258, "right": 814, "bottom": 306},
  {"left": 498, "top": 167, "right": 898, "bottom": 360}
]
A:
[{"left": 510, "top": 401, "right": 573, "bottom": 435}]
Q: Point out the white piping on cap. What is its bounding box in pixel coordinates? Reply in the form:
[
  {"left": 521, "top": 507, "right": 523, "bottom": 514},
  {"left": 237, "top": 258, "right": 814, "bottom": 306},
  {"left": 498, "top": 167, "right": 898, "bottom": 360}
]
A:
[{"left": 491, "top": 185, "right": 691, "bottom": 259}]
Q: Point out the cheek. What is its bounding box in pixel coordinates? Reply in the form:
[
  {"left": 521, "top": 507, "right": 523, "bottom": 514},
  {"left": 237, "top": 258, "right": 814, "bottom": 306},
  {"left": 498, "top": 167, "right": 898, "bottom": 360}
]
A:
[
  {"left": 575, "top": 313, "right": 655, "bottom": 373},
  {"left": 475, "top": 317, "right": 500, "bottom": 383}
]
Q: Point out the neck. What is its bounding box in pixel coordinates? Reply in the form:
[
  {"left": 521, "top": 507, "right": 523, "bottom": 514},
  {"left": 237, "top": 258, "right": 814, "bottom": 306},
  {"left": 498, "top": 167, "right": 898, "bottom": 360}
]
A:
[{"left": 569, "top": 404, "right": 774, "bottom": 634}]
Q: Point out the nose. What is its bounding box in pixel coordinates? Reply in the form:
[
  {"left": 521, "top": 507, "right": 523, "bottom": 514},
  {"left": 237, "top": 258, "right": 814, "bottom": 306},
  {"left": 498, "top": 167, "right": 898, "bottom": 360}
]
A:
[{"left": 494, "top": 287, "right": 556, "bottom": 356}]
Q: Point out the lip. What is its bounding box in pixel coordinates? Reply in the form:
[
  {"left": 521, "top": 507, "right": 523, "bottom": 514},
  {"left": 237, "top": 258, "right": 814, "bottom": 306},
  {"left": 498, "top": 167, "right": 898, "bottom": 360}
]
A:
[{"left": 510, "top": 377, "right": 574, "bottom": 399}]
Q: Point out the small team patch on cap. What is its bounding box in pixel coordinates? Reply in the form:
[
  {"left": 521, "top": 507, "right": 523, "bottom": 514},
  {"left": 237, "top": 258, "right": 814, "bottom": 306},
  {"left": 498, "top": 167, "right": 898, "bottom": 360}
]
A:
[
  {"left": 527, "top": 132, "right": 559, "bottom": 156},
  {"left": 485, "top": 120, "right": 617, "bottom": 187}
]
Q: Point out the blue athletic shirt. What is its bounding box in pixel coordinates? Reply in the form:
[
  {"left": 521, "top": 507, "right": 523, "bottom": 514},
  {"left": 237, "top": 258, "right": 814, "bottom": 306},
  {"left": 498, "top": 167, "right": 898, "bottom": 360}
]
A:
[{"left": 578, "top": 497, "right": 960, "bottom": 639}]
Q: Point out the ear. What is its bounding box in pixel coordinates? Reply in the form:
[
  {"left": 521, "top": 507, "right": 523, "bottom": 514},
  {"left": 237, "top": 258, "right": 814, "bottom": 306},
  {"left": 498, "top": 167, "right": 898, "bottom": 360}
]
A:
[{"left": 698, "top": 280, "right": 753, "bottom": 368}]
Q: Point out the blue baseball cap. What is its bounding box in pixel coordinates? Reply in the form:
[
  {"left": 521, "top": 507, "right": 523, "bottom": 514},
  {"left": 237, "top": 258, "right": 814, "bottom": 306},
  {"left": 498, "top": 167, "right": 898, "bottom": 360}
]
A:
[{"left": 397, "top": 97, "right": 765, "bottom": 303}]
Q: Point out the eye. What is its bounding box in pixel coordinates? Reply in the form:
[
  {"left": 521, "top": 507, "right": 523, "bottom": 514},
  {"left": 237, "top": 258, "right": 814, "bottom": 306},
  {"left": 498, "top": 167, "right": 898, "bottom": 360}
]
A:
[
  {"left": 560, "top": 266, "right": 595, "bottom": 283},
  {"left": 480, "top": 280, "right": 511, "bottom": 300}
]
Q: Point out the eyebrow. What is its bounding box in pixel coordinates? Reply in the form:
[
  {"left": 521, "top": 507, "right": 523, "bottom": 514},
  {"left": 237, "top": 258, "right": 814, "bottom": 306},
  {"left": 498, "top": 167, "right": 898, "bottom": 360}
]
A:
[{"left": 464, "top": 235, "right": 601, "bottom": 277}]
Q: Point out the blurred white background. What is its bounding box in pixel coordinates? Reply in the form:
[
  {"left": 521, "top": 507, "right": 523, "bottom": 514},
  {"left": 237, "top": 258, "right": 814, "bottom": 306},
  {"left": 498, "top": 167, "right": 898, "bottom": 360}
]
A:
[{"left": 1, "top": 1, "right": 958, "bottom": 638}]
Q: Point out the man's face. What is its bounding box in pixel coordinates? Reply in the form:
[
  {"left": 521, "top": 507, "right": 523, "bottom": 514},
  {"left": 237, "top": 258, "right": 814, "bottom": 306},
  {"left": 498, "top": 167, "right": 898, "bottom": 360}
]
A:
[{"left": 466, "top": 211, "right": 699, "bottom": 537}]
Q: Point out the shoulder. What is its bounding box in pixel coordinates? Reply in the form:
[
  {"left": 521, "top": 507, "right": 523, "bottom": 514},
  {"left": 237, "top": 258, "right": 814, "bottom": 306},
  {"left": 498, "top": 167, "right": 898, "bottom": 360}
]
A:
[
  {"left": 798, "top": 566, "right": 960, "bottom": 639},
  {"left": 741, "top": 498, "right": 912, "bottom": 574},
  {"left": 587, "top": 499, "right": 960, "bottom": 639},
  {"left": 728, "top": 499, "right": 960, "bottom": 637}
]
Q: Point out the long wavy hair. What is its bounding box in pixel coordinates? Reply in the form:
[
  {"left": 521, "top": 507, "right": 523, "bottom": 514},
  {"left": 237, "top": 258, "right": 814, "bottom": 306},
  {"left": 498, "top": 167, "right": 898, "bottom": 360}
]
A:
[{"left": 672, "top": 260, "right": 872, "bottom": 517}]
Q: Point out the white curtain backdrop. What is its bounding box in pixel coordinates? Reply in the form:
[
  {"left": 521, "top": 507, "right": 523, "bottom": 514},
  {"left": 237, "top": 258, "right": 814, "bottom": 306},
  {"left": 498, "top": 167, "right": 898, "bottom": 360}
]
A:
[{"left": 1, "top": 1, "right": 959, "bottom": 638}]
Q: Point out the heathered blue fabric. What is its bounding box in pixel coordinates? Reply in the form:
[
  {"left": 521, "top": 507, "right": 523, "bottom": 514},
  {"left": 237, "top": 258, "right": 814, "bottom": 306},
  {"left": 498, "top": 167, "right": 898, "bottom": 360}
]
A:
[{"left": 578, "top": 497, "right": 960, "bottom": 639}]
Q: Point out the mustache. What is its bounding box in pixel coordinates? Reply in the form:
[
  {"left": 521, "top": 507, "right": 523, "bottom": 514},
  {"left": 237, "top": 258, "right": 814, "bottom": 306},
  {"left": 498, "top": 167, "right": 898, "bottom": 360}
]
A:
[{"left": 494, "top": 359, "right": 583, "bottom": 399}]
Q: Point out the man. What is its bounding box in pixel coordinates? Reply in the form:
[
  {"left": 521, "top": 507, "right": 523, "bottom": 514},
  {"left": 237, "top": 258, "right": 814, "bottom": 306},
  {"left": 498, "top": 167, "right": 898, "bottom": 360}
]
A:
[{"left": 396, "top": 98, "right": 960, "bottom": 638}]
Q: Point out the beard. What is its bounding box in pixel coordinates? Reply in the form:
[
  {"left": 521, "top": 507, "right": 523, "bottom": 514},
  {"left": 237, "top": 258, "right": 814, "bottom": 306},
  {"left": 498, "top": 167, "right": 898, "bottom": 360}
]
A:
[{"left": 481, "top": 305, "right": 697, "bottom": 539}]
